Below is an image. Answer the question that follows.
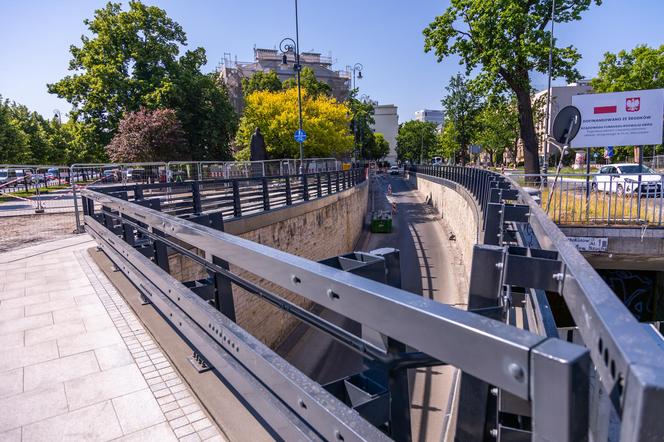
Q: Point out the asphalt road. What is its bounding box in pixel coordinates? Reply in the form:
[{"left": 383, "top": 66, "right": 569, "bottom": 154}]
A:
[{"left": 279, "top": 173, "right": 467, "bottom": 441}]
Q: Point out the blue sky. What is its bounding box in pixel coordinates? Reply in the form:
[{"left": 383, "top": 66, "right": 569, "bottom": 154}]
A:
[{"left": 0, "top": 0, "right": 662, "bottom": 122}]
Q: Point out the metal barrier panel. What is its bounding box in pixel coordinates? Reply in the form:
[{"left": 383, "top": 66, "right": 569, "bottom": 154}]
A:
[{"left": 0, "top": 163, "right": 77, "bottom": 251}]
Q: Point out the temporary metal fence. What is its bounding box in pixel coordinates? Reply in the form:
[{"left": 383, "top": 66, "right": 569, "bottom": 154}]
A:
[
  {"left": 508, "top": 172, "right": 664, "bottom": 226},
  {"left": 645, "top": 155, "right": 664, "bottom": 171},
  {"left": 167, "top": 158, "right": 341, "bottom": 182},
  {"left": 411, "top": 165, "right": 664, "bottom": 441},
  {"left": 1, "top": 159, "right": 344, "bottom": 252},
  {"left": 0, "top": 164, "right": 78, "bottom": 252}
]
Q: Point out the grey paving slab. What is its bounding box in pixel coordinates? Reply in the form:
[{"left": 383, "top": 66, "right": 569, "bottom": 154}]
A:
[
  {"left": 23, "top": 350, "right": 100, "bottom": 391},
  {"left": 24, "top": 319, "right": 86, "bottom": 346},
  {"left": 0, "top": 368, "right": 23, "bottom": 398},
  {"left": 0, "top": 383, "right": 68, "bottom": 432},
  {"left": 0, "top": 340, "right": 59, "bottom": 372},
  {"left": 0, "top": 235, "right": 226, "bottom": 441},
  {"left": 112, "top": 388, "right": 166, "bottom": 435},
  {"left": 22, "top": 400, "right": 123, "bottom": 441}
]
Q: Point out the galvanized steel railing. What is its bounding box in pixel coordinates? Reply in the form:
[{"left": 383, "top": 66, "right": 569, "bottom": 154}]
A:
[
  {"left": 411, "top": 165, "right": 664, "bottom": 441},
  {"left": 80, "top": 167, "right": 601, "bottom": 441}
]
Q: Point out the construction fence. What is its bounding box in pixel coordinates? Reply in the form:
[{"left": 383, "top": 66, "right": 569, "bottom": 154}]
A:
[{"left": 0, "top": 158, "right": 341, "bottom": 252}]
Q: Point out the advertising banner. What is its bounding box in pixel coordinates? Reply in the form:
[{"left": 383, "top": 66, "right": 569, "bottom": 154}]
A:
[{"left": 571, "top": 89, "right": 664, "bottom": 147}]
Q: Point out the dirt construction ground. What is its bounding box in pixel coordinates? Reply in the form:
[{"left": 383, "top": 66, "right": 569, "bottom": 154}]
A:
[{"left": 0, "top": 213, "right": 76, "bottom": 252}]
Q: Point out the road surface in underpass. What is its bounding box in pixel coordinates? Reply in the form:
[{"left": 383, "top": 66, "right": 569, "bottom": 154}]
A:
[{"left": 279, "top": 173, "right": 468, "bottom": 442}]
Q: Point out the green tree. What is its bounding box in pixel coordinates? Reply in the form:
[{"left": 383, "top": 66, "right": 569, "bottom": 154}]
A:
[
  {"left": 442, "top": 74, "right": 481, "bottom": 165},
  {"left": 283, "top": 67, "right": 331, "bottom": 98},
  {"left": 369, "top": 133, "right": 391, "bottom": 160},
  {"left": 592, "top": 45, "right": 664, "bottom": 93},
  {"left": 235, "top": 88, "right": 353, "bottom": 159},
  {"left": 396, "top": 120, "right": 439, "bottom": 163},
  {"left": 0, "top": 96, "right": 28, "bottom": 164},
  {"left": 346, "top": 90, "right": 376, "bottom": 160},
  {"left": 436, "top": 121, "right": 460, "bottom": 161},
  {"left": 473, "top": 98, "right": 520, "bottom": 166},
  {"left": 48, "top": 1, "right": 237, "bottom": 160},
  {"left": 424, "top": 0, "right": 601, "bottom": 174},
  {"left": 242, "top": 71, "right": 283, "bottom": 96}
]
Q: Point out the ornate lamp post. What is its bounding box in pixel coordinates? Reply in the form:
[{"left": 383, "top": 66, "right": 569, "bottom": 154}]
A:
[
  {"left": 351, "top": 63, "right": 364, "bottom": 162},
  {"left": 279, "top": 0, "right": 305, "bottom": 174}
]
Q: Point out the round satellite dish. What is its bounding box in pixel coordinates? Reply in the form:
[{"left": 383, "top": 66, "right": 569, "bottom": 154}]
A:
[{"left": 552, "top": 105, "right": 581, "bottom": 144}]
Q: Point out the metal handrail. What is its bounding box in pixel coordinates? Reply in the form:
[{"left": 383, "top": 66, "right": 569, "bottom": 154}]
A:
[
  {"left": 412, "top": 165, "right": 664, "bottom": 441},
  {"left": 81, "top": 168, "right": 589, "bottom": 441}
]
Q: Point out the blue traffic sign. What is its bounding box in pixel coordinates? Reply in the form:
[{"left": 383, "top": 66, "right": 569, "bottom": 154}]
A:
[{"left": 294, "top": 129, "right": 307, "bottom": 143}]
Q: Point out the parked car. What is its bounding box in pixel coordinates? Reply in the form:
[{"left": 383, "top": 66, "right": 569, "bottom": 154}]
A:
[
  {"left": 102, "top": 168, "right": 120, "bottom": 183},
  {"left": 592, "top": 163, "right": 662, "bottom": 196},
  {"left": 46, "top": 168, "right": 60, "bottom": 180},
  {"left": 0, "top": 169, "right": 15, "bottom": 185},
  {"left": 389, "top": 165, "right": 401, "bottom": 175}
]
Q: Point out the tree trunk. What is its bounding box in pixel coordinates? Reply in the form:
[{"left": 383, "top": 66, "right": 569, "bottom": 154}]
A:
[{"left": 514, "top": 86, "right": 541, "bottom": 179}]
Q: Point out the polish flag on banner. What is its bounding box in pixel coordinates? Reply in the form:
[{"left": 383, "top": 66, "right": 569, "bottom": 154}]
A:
[{"left": 593, "top": 105, "right": 617, "bottom": 114}]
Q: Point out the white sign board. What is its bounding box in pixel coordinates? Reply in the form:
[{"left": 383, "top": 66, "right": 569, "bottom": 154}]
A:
[
  {"left": 567, "top": 236, "right": 608, "bottom": 252},
  {"left": 571, "top": 89, "right": 664, "bottom": 147}
]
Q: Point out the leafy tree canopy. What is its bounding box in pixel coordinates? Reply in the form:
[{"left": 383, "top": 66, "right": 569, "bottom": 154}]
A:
[
  {"left": 423, "top": 0, "right": 601, "bottom": 174},
  {"left": 242, "top": 71, "right": 283, "bottom": 96},
  {"left": 472, "top": 98, "right": 520, "bottom": 166},
  {"left": 436, "top": 121, "right": 460, "bottom": 161},
  {"left": 396, "top": 120, "right": 439, "bottom": 163},
  {"left": 235, "top": 88, "right": 352, "bottom": 159},
  {"left": 48, "top": 1, "right": 237, "bottom": 160},
  {"left": 367, "top": 133, "right": 390, "bottom": 160},
  {"left": 442, "top": 73, "right": 482, "bottom": 164},
  {"left": 346, "top": 90, "right": 376, "bottom": 160},
  {"left": 591, "top": 44, "right": 664, "bottom": 92},
  {"left": 106, "top": 108, "right": 188, "bottom": 162},
  {"left": 283, "top": 67, "right": 331, "bottom": 98}
]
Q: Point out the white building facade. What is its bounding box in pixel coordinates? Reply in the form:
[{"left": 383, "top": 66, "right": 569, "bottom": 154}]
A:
[
  {"left": 414, "top": 109, "right": 444, "bottom": 126},
  {"left": 372, "top": 104, "right": 399, "bottom": 163}
]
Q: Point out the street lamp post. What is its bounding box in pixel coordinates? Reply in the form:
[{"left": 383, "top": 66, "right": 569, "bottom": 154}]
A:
[
  {"left": 351, "top": 63, "right": 363, "bottom": 163},
  {"left": 279, "top": 0, "right": 304, "bottom": 174}
]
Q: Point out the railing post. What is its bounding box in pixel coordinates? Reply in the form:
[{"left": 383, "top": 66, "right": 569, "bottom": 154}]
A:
[
  {"left": 192, "top": 181, "right": 202, "bottom": 215},
  {"left": 336, "top": 171, "right": 340, "bottom": 193},
  {"left": 327, "top": 172, "right": 332, "bottom": 195},
  {"left": 302, "top": 173, "right": 309, "bottom": 201},
  {"left": 262, "top": 177, "right": 270, "bottom": 211},
  {"left": 285, "top": 176, "right": 292, "bottom": 205},
  {"left": 232, "top": 180, "right": 241, "bottom": 217},
  {"left": 316, "top": 173, "right": 322, "bottom": 198},
  {"left": 133, "top": 183, "right": 143, "bottom": 201}
]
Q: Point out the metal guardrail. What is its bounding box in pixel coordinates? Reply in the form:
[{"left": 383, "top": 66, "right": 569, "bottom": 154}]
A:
[
  {"left": 508, "top": 172, "right": 664, "bottom": 226},
  {"left": 412, "top": 165, "right": 664, "bottom": 441},
  {"left": 80, "top": 167, "right": 596, "bottom": 441}
]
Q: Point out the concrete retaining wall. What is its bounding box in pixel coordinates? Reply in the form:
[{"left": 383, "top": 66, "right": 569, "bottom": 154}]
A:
[
  {"left": 408, "top": 172, "right": 481, "bottom": 277},
  {"left": 170, "top": 181, "right": 369, "bottom": 349}
]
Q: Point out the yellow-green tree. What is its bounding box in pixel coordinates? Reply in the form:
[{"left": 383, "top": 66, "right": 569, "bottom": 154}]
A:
[{"left": 235, "top": 88, "right": 353, "bottom": 159}]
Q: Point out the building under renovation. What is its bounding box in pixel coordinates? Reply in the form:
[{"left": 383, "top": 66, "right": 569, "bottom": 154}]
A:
[{"left": 219, "top": 48, "right": 352, "bottom": 113}]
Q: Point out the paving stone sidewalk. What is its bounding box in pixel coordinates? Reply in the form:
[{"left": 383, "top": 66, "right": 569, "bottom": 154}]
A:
[{"left": 0, "top": 235, "right": 225, "bottom": 442}]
